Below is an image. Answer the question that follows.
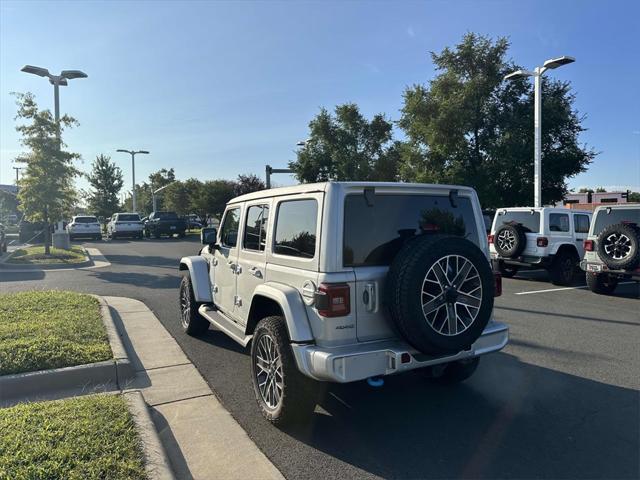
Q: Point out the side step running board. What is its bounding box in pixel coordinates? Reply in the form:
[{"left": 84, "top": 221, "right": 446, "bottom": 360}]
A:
[{"left": 198, "top": 305, "right": 252, "bottom": 347}]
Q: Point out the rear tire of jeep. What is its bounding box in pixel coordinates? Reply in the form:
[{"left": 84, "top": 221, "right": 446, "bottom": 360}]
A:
[
  {"left": 179, "top": 275, "right": 209, "bottom": 336},
  {"left": 498, "top": 261, "right": 519, "bottom": 278},
  {"left": 549, "top": 251, "right": 578, "bottom": 286},
  {"left": 586, "top": 272, "right": 618, "bottom": 295},
  {"left": 387, "top": 235, "right": 495, "bottom": 355},
  {"left": 431, "top": 357, "right": 480, "bottom": 385},
  {"left": 251, "top": 316, "right": 317, "bottom": 426}
]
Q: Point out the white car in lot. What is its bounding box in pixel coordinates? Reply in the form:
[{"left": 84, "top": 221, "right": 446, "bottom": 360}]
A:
[
  {"left": 489, "top": 207, "right": 592, "bottom": 285},
  {"left": 107, "top": 213, "right": 144, "bottom": 239},
  {"left": 67, "top": 215, "right": 102, "bottom": 241}
]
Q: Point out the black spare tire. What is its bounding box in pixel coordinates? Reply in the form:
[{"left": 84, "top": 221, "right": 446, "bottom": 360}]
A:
[
  {"left": 386, "top": 235, "right": 494, "bottom": 355},
  {"left": 494, "top": 223, "right": 527, "bottom": 258},
  {"left": 596, "top": 223, "right": 640, "bottom": 270}
]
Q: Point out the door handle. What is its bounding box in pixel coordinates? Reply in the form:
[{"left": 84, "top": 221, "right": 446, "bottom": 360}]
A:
[{"left": 249, "top": 266, "right": 262, "bottom": 278}]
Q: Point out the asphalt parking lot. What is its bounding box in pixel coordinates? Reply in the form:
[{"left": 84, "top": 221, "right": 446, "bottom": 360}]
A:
[{"left": 1, "top": 238, "right": 638, "bottom": 479}]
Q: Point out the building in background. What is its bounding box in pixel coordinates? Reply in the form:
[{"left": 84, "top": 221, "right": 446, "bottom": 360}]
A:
[{"left": 557, "top": 190, "right": 630, "bottom": 210}]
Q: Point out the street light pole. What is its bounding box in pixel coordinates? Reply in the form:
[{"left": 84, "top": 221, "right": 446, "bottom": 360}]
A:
[
  {"left": 504, "top": 56, "right": 575, "bottom": 207},
  {"left": 116, "top": 149, "right": 149, "bottom": 213},
  {"left": 152, "top": 182, "right": 175, "bottom": 211}
]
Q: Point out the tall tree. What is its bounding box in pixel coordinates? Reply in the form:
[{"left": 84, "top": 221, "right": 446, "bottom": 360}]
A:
[
  {"left": 399, "top": 33, "right": 595, "bottom": 207},
  {"left": 235, "top": 173, "right": 265, "bottom": 196},
  {"left": 13, "top": 93, "right": 79, "bottom": 253},
  {"left": 163, "top": 181, "right": 191, "bottom": 215},
  {"left": 86, "top": 154, "right": 123, "bottom": 220},
  {"left": 190, "top": 180, "right": 235, "bottom": 223},
  {"left": 290, "top": 103, "right": 400, "bottom": 182}
]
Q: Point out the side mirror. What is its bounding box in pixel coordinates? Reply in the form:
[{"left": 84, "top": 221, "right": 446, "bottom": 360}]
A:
[{"left": 201, "top": 227, "right": 217, "bottom": 245}]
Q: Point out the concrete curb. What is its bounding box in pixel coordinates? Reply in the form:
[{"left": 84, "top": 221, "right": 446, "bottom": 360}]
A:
[
  {"left": 0, "top": 295, "right": 134, "bottom": 403},
  {"left": 124, "top": 390, "right": 176, "bottom": 480},
  {"left": 0, "top": 247, "right": 93, "bottom": 270}
]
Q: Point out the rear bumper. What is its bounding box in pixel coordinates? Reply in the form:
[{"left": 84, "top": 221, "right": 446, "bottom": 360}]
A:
[
  {"left": 292, "top": 321, "right": 509, "bottom": 383},
  {"left": 491, "top": 255, "right": 553, "bottom": 268},
  {"left": 580, "top": 260, "right": 640, "bottom": 280}
]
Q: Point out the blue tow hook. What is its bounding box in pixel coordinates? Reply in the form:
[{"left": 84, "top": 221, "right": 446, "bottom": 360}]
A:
[{"left": 367, "top": 377, "right": 384, "bottom": 387}]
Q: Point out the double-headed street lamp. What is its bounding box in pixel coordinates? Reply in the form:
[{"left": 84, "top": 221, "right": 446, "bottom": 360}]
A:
[
  {"left": 504, "top": 56, "right": 575, "bottom": 208},
  {"left": 116, "top": 149, "right": 149, "bottom": 213},
  {"left": 21, "top": 65, "right": 88, "bottom": 142}
]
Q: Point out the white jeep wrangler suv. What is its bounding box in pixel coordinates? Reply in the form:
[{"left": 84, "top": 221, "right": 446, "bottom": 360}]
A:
[
  {"left": 489, "top": 207, "right": 592, "bottom": 285},
  {"left": 179, "top": 182, "right": 508, "bottom": 425}
]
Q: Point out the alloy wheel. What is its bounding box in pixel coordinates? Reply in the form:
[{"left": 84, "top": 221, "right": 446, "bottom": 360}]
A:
[
  {"left": 254, "top": 334, "right": 284, "bottom": 409},
  {"left": 497, "top": 229, "right": 516, "bottom": 252},
  {"left": 603, "top": 232, "right": 632, "bottom": 260},
  {"left": 179, "top": 284, "right": 190, "bottom": 329}
]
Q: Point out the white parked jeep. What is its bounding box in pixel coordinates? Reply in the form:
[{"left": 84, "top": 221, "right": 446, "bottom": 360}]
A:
[
  {"left": 179, "top": 182, "right": 507, "bottom": 425},
  {"left": 580, "top": 204, "right": 640, "bottom": 294},
  {"left": 489, "top": 207, "right": 592, "bottom": 285}
]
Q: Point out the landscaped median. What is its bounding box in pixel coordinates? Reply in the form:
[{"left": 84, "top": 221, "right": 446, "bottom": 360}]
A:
[
  {"left": 4, "top": 245, "right": 87, "bottom": 265},
  {"left": 0, "top": 291, "right": 133, "bottom": 401}
]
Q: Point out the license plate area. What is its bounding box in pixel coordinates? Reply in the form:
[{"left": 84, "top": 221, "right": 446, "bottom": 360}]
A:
[{"left": 586, "top": 263, "right": 603, "bottom": 272}]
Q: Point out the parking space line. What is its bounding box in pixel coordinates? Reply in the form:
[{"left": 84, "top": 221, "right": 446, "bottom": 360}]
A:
[{"left": 515, "top": 282, "right": 636, "bottom": 295}]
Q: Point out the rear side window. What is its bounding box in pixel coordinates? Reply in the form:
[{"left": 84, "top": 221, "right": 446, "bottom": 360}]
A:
[
  {"left": 574, "top": 214, "right": 590, "bottom": 233},
  {"left": 273, "top": 199, "right": 317, "bottom": 258},
  {"left": 549, "top": 213, "right": 570, "bottom": 232},
  {"left": 75, "top": 216, "right": 97, "bottom": 223},
  {"left": 343, "top": 194, "right": 479, "bottom": 267},
  {"left": 594, "top": 208, "right": 640, "bottom": 233},
  {"left": 243, "top": 205, "right": 269, "bottom": 251},
  {"left": 496, "top": 210, "right": 540, "bottom": 233},
  {"left": 220, "top": 207, "right": 240, "bottom": 248}
]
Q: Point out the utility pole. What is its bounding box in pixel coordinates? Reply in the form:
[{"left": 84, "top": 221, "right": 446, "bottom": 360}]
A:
[{"left": 12, "top": 167, "right": 23, "bottom": 185}]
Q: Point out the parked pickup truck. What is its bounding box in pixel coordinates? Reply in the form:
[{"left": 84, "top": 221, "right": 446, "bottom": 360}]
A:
[{"left": 144, "top": 211, "right": 187, "bottom": 238}]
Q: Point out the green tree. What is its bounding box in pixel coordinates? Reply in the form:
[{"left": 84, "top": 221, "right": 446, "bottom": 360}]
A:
[
  {"left": 235, "top": 174, "right": 265, "bottom": 196},
  {"left": 399, "top": 33, "right": 596, "bottom": 207},
  {"left": 628, "top": 191, "right": 640, "bottom": 203},
  {"left": 13, "top": 93, "right": 80, "bottom": 253},
  {"left": 86, "top": 154, "right": 123, "bottom": 221},
  {"left": 0, "top": 189, "right": 19, "bottom": 221},
  {"left": 578, "top": 188, "right": 594, "bottom": 193},
  {"left": 595, "top": 187, "right": 607, "bottom": 193},
  {"left": 290, "top": 103, "right": 400, "bottom": 182},
  {"left": 191, "top": 180, "right": 235, "bottom": 223},
  {"left": 163, "top": 180, "right": 192, "bottom": 215}
]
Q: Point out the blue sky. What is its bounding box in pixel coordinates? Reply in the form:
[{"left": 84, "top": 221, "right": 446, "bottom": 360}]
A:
[{"left": 1, "top": 0, "right": 639, "bottom": 196}]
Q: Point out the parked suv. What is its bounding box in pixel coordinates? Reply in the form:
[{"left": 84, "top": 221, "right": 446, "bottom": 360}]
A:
[
  {"left": 178, "top": 182, "right": 507, "bottom": 425},
  {"left": 67, "top": 215, "right": 102, "bottom": 241},
  {"left": 489, "top": 207, "right": 591, "bottom": 285},
  {"left": 144, "top": 211, "right": 187, "bottom": 238},
  {"left": 107, "top": 213, "right": 144, "bottom": 239},
  {"left": 580, "top": 204, "right": 640, "bottom": 294}
]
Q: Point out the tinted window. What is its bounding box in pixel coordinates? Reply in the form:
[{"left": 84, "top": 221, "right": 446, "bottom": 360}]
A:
[
  {"left": 273, "top": 199, "right": 317, "bottom": 258},
  {"left": 243, "top": 205, "right": 269, "bottom": 251},
  {"left": 343, "top": 194, "right": 479, "bottom": 267},
  {"left": 496, "top": 210, "right": 540, "bottom": 233},
  {"left": 220, "top": 207, "right": 240, "bottom": 247},
  {"left": 117, "top": 214, "right": 140, "bottom": 222},
  {"left": 155, "top": 212, "right": 178, "bottom": 220},
  {"left": 75, "top": 216, "right": 97, "bottom": 223},
  {"left": 594, "top": 208, "right": 640, "bottom": 233},
  {"left": 549, "top": 213, "right": 570, "bottom": 232},
  {"left": 574, "top": 214, "right": 590, "bottom": 233}
]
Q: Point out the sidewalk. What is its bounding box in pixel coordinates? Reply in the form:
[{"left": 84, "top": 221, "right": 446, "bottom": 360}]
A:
[{"left": 103, "top": 296, "right": 284, "bottom": 480}]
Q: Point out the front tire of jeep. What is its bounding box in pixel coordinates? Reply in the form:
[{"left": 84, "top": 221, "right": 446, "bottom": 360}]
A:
[
  {"left": 586, "top": 272, "right": 618, "bottom": 295},
  {"left": 549, "top": 250, "right": 578, "bottom": 286},
  {"left": 179, "top": 275, "right": 209, "bottom": 336},
  {"left": 251, "top": 316, "right": 317, "bottom": 426},
  {"left": 430, "top": 357, "right": 480, "bottom": 385}
]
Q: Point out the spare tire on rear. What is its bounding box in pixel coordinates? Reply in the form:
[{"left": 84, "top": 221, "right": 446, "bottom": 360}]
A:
[
  {"left": 386, "top": 235, "right": 494, "bottom": 355},
  {"left": 494, "top": 223, "right": 527, "bottom": 258},
  {"left": 596, "top": 223, "right": 640, "bottom": 270}
]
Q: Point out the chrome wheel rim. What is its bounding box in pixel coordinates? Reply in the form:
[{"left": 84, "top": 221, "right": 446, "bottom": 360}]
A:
[
  {"left": 254, "top": 334, "right": 283, "bottom": 410},
  {"left": 497, "top": 229, "right": 516, "bottom": 252},
  {"left": 180, "top": 284, "right": 190, "bottom": 329},
  {"left": 421, "top": 255, "right": 482, "bottom": 336},
  {"left": 603, "top": 233, "right": 631, "bottom": 260}
]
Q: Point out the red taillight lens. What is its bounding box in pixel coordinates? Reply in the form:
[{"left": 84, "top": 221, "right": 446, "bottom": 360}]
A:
[
  {"left": 537, "top": 237, "right": 548, "bottom": 247},
  {"left": 487, "top": 234, "right": 494, "bottom": 244},
  {"left": 494, "top": 272, "right": 502, "bottom": 297},
  {"left": 316, "top": 283, "right": 350, "bottom": 317},
  {"left": 584, "top": 240, "right": 594, "bottom": 252}
]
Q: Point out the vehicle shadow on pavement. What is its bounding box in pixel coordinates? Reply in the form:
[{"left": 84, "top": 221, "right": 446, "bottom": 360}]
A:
[
  {"left": 100, "top": 254, "right": 179, "bottom": 269},
  {"left": 283, "top": 352, "right": 639, "bottom": 479},
  {"left": 87, "top": 270, "right": 180, "bottom": 289},
  {"left": 0, "top": 270, "right": 45, "bottom": 282},
  {"left": 496, "top": 305, "right": 639, "bottom": 327}
]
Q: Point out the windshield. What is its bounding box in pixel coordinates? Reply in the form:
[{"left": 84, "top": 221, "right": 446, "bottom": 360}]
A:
[
  {"left": 155, "top": 212, "right": 178, "bottom": 220},
  {"left": 74, "top": 217, "right": 97, "bottom": 223},
  {"left": 593, "top": 208, "right": 640, "bottom": 233},
  {"left": 117, "top": 214, "right": 140, "bottom": 222},
  {"left": 343, "top": 193, "right": 480, "bottom": 267},
  {"left": 495, "top": 210, "right": 540, "bottom": 233}
]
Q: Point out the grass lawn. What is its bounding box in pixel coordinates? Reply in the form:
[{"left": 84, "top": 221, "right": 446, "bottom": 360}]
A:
[
  {"left": 0, "top": 394, "right": 148, "bottom": 480},
  {"left": 0, "top": 291, "right": 112, "bottom": 376},
  {"left": 6, "top": 245, "right": 86, "bottom": 265}
]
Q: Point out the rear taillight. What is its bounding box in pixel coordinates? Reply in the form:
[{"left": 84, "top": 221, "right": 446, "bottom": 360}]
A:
[
  {"left": 487, "top": 234, "right": 494, "bottom": 244},
  {"left": 494, "top": 272, "right": 502, "bottom": 297},
  {"left": 316, "top": 283, "right": 350, "bottom": 317},
  {"left": 584, "top": 240, "right": 594, "bottom": 252},
  {"left": 537, "top": 237, "right": 548, "bottom": 247}
]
